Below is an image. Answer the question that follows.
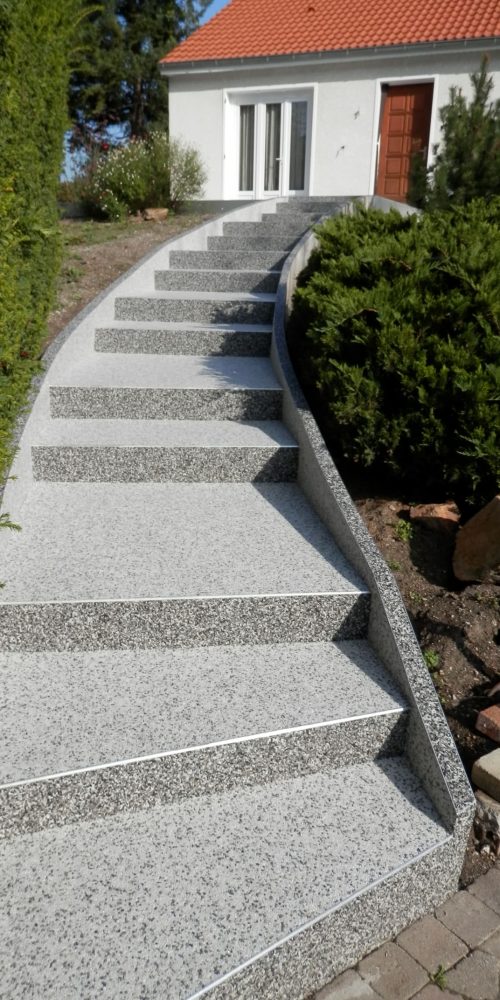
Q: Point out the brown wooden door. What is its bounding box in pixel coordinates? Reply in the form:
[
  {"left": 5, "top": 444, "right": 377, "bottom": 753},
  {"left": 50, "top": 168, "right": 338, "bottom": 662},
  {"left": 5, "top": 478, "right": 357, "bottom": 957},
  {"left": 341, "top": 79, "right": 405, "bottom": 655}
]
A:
[{"left": 375, "top": 83, "right": 433, "bottom": 202}]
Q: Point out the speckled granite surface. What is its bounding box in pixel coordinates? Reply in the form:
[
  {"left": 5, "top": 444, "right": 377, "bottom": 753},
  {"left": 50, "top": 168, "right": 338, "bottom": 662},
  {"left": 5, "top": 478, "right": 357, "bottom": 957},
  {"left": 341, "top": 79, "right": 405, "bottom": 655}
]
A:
[
  {"left": 0, "top": 199, "right": 473, "bottom": 1000},
  {"left": 94, "top": 323, "right": 272, "bottom": 356},
  {"left": 1, "top": 759, "right": 446, "bottom": 1000}
]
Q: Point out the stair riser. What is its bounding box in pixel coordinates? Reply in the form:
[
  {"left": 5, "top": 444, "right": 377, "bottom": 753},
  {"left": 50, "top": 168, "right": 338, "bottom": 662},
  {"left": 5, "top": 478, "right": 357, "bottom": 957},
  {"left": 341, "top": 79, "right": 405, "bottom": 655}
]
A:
[
  {"left": 49, "top": 387, "right": 282, "bottom": 421},
  {"left": 276, "top": 201, "right": 344, "bottom": 214},
  {"left": 94, "top": 327, "right": 271, "bottom": 356},
  {"left": 154, "top": 270, "right": 280, "bottom": 293},
  {"left": 169, "top": 250, "right": 288, "bottom": 270},
  {"left": 32, "top": 446, "right": 298, "bottom": 483},
  {"left": 114, "top": 297, "right": 274, "bottom": 325},
  {"left": 207, "top": 236, "right": 298, "bottom": 252},
  {"left": 0, "top": 712, "right": 407, "bottom": 839},
  {"left": 222, "top": 221, "right": 309, "bottom": 239},
  {"left": 0, "top": 593, "right": 370, "bottom": 651}
]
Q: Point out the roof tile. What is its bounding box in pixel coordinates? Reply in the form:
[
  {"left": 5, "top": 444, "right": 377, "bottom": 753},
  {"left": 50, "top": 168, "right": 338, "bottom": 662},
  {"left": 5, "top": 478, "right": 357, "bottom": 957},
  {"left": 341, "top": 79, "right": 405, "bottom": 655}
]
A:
[{"left": 162, "top": 0, "right": 500, "bottom": 65}]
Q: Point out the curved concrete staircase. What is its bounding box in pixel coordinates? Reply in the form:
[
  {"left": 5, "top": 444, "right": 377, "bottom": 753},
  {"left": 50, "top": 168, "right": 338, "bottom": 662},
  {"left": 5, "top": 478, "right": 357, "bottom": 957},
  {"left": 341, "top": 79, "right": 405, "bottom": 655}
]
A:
[{"left": 0, "top": 199, "right": 474, "bottom": 999}]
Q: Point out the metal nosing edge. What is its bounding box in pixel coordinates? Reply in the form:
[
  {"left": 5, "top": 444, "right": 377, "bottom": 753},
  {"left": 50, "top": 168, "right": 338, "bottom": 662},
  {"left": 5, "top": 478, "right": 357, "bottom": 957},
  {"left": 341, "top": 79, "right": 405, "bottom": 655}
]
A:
[
  {"left": 0, "top": 589, "right": 370, "bottom": 607},
  {"left": 187, "top": 834, "right": 452, "bottom": 1000},
  {"left": 1, "top": 707, "right": 406, "bottom": 791}
]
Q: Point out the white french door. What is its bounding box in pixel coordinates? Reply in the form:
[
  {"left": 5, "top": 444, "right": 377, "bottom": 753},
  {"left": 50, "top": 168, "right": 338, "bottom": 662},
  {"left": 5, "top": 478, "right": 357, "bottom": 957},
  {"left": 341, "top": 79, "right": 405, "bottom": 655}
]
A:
[{"left": 228, "top": 89, "right": 313, "bottom": 199}]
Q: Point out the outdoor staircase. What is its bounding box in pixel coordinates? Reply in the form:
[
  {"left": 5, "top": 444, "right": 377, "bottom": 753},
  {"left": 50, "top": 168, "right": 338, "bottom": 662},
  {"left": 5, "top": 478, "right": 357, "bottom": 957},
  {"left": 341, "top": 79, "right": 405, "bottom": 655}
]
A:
[{"left": 0, "top": 200, "right": 472, "bottom": 999}]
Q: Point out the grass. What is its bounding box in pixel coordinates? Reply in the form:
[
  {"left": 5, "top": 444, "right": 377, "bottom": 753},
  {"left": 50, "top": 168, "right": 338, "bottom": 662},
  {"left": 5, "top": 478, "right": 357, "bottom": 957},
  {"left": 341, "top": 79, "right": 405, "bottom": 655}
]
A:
[
  {"left": 429, "top": 964, "right": 447, "bottom": 990},
  {"left": 60, "top": 217, "right": 147, "bottom": 248}
]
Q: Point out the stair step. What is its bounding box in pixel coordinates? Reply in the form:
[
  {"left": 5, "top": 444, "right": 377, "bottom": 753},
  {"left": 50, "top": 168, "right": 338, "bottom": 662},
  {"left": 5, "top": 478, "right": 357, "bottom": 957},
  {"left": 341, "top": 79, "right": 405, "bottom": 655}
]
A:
[
  {"left": 207, "top": 235, "right": 299, "bottom": 251},
  {"left": 0, "top": 590, "right": 369, "bottom": 651},
  {"left": 114, "top": 291, "right": 275, "bottom": 325},
  {"left": 49, "top": 355, "right": 282, "bottom": 420},
  {"left": 31, "top": 419, "right": 298, "bottom": 482},
  {"left": 0, "top": 757, "right": 447, "bottom": 998},
  {"left": 0, "top": 480, "right": 368, "bottom": 628},
  {"left": 276, "top": 199, "right": 346, "bottom": 214},
  {"left": 222, "top": 220, "right": 310, "bottom": 238},
  {"left": 94, "top": 322, "right": 272, "bottom": 356},
  {"left": 169, "top": 249, "right": 289, "bottom": 270},
  {"left": 154, "top": 268, "right": 280, "bottom": 293},
  {"left": 1, "top": 640, "right": 407, "bottom": 835}
]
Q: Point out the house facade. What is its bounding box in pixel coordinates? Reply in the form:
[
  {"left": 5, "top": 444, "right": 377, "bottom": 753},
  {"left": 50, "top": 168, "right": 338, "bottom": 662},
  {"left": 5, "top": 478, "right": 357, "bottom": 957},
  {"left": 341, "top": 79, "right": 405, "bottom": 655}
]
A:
[{"left": 161, "top": 0, "right": 500, "bottom": 203}]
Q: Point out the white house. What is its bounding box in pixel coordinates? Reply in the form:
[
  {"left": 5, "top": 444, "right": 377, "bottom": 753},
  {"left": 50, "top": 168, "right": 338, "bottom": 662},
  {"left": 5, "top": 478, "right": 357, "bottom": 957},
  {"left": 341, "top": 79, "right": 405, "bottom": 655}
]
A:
[{"left": 160, "top": 0, "right": 500, "bottom": 203}]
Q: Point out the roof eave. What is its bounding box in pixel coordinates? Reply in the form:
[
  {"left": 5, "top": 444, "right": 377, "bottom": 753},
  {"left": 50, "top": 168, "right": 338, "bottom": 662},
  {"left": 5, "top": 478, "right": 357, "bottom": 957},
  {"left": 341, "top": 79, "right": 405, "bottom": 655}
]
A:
[{"left": 160, "top": 34, "right": 499, "bottom": 76}]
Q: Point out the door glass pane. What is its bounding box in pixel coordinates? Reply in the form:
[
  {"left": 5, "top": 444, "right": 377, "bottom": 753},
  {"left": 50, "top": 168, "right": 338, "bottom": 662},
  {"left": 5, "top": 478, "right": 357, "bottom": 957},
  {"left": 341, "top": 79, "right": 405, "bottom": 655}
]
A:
[
  {"left": 239, "top": 105, "right": 255, "bottom": 191},
  {"left": 289, "top": 101, "right": 307, "bottom": 190},
  {"left": 264, "top": 103, "right": 281, "bottom": 191}
]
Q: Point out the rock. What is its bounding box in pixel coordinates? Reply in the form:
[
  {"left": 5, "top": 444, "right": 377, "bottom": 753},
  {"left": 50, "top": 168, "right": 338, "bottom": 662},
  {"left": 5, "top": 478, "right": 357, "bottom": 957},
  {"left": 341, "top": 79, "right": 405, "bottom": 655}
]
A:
[
  {"left": 476, "top": 705, "right": 500, "bottom": 743},
  {"left": 472, "top": 747, "right": 500, "bottom": 799},
  {"left": 453, "top": 495, "right": 500, "bottom": 581},
  {"left": 143, "top": 207, "right": 169, "bottom": 222},
  {"left": 474, "top": 790, "right": 500, "bottom": 856},
  {"left": 409, "top": 501, "right": 460, "bottom": 534}
]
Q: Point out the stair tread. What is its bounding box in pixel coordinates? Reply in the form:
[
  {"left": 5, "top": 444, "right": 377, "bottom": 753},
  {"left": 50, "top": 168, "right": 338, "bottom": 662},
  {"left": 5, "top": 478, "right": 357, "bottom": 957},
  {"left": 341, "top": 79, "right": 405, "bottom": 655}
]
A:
[
  {"left": 33, "top": 418, "right": 297, "bottom": 449},
  {"left": 49, "top": 354, "right": 280, "bottom": 391},
  {"left": 0, "top": 758, "right": 447, "bottom": 1000},
  {"left": 96, "top": 320, "right": 274, "bottom": 331},
  {"left": 0, "top": 482, "right": 366, "bottom": 603},
  {"left": 1, "top": 640, "right": 405, "bottom": 785},
  {"left": 115, "top": 290, "right": 277, "bottom": 302}
]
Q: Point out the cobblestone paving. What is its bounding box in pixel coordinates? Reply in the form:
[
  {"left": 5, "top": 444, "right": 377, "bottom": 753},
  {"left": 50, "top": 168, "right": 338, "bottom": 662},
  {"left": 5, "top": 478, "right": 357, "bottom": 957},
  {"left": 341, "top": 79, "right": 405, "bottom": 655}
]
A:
[{"left": 313, "top": 864, "right": 500, "bottom": 1000}]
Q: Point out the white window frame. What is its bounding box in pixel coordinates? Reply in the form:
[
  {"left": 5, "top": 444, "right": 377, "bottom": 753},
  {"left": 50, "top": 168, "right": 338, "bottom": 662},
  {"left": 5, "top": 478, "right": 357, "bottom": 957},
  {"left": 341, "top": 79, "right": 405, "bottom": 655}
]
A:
[{"left": 222, "top": 84, "right": 317, "bottom": 200}]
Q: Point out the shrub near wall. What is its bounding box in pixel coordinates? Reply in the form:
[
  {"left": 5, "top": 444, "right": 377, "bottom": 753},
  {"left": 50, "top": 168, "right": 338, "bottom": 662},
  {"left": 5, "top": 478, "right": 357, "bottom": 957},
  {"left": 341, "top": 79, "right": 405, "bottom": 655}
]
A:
[
  {"left": 0, "top": 0, "right": 80, "bottom": 484},
  {"left": 290, "top": 201, "right": 500, "bottom": 510}
]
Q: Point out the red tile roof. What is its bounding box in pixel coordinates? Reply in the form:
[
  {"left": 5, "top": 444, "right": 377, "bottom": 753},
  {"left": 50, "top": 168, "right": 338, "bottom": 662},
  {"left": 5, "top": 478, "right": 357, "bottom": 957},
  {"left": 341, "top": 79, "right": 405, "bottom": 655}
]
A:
[{"left": 161, "top": 0, "right": 500, "bottom": 65}]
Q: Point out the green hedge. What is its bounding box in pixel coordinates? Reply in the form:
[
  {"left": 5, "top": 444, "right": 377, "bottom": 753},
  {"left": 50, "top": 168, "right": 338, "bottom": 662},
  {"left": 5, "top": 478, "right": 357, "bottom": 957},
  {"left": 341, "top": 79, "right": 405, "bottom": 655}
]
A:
[
  {"left": 290, "top": 201, "right": 500, "bottom": 509},
  {"left": 0, "top": 0, "right": 80, "bottom": 484}
]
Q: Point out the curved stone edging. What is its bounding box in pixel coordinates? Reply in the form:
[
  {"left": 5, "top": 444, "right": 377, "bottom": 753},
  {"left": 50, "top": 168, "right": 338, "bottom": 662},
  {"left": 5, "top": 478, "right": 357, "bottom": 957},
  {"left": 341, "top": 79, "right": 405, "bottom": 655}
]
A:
[{"left": 270, "top": 219, "right": 475, "bottom": 838}]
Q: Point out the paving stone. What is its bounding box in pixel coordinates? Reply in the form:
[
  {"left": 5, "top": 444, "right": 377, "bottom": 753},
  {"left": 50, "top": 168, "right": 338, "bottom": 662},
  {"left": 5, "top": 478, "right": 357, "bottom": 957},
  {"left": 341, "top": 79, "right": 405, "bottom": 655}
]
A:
[
  {"left": 358, "top": 942, "right": 427, "bottom": 1000},
  {"left": 315, "top": 968, "right": 377, "bottom": 998},
  {"left": 476, "top": 706, "right": 500, "bottom": 744},
  {"left": 397, "top": 913, "right": 468, "bottom": 972},
  {"left": 413, "top": 986, "right": 459, "bottom": 999},
  {"left": 436, "top": 891, "right": 500, "bottom": 948},
  {"left": 445, "top": 949, "right": 500, "bottom": 1000},
  {"left": 473, "top": 749, "right": 500, "bottom": 801},
  {"left": 480, "top": 927, "right": 500, "bottom": 959},
  {"left": 468, "top": 866, "right": 500, "bottom": 916}
]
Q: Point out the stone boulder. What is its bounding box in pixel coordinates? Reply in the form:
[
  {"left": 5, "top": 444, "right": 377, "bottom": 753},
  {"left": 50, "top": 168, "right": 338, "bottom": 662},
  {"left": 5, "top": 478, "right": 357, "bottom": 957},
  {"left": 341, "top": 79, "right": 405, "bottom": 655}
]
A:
[
  {"left": 143, "top": 207, "right": 169, "bottom": 222},
  {"left": 409, "top": 501, "right": 460, "bottom": 534},
  {"left": 453, "top": 495, "right": 500, "bottom": 581}
]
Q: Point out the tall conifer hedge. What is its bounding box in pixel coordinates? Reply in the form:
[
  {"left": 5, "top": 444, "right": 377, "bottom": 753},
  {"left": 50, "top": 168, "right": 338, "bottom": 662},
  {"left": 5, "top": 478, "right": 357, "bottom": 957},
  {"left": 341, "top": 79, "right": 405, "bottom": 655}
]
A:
[{"left": 0, "top": 0, "right": 81, "bottom": 483}]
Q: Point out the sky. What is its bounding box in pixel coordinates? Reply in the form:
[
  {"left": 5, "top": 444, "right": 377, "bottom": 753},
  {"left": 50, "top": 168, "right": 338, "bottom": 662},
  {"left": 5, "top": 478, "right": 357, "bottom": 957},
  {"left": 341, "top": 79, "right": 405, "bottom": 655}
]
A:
[{"left": 200, "top": 0, "right": 230, "bottom": 24}]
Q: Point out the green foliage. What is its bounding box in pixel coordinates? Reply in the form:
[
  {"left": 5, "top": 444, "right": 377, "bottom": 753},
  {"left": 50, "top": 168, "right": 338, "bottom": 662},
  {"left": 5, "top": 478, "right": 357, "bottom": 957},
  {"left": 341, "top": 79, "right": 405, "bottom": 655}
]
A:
[
  {"left": 409, "top": 59, "right": 500, "bottom": 209},
  {"left": 424, "top": 649, "right": 440, "bottom": 672},
  {"left": 84, "top": 132, "right": 206, "bottom": 218},
  {"left": 394, "top": 519, "right": 413, "bottom": 543},
  {"left": 290, "top": 202, "right": 500, "bottom": 508},
  {"left": 69, "top": 0, "right": 210, "bottom": 146},
  {"left": 429, "top": 964, "right": 447, "bottom": 990},
  {"left": 0, "top": 0, "right": 80, "bottom": 484}
]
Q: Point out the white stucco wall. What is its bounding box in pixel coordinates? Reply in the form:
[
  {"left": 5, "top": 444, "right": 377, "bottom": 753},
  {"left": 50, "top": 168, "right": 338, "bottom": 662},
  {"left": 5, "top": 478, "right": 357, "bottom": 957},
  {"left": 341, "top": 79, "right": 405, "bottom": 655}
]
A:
[{"left": 166, "top": 46, "right": 500, "bottom": 200}]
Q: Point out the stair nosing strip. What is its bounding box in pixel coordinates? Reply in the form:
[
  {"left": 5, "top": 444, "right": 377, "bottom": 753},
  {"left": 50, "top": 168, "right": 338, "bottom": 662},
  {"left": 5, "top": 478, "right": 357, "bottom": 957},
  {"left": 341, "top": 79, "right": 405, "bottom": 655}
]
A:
[
  {"left": 0, "top": 589, "right": 371, "bottom": 607},
  {"left": 187, "top": 833, "right": 452, "bottom": 1000},
  {"left": 1, "top": 707, "right": 407, "bottom": 791}
]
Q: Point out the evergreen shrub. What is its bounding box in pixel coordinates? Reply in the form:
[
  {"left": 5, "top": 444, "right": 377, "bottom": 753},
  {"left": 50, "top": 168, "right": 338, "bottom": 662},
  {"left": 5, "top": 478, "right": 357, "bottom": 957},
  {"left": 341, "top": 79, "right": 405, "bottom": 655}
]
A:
[
  {"left": 290, "top": 202, "right": 500, "bottom": 508},
  {"left": 84, "top": 132, "right": 206, "bottom": 219},
  {"left": 0, "top": 0, "right": 80, "bottom": 484}
]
